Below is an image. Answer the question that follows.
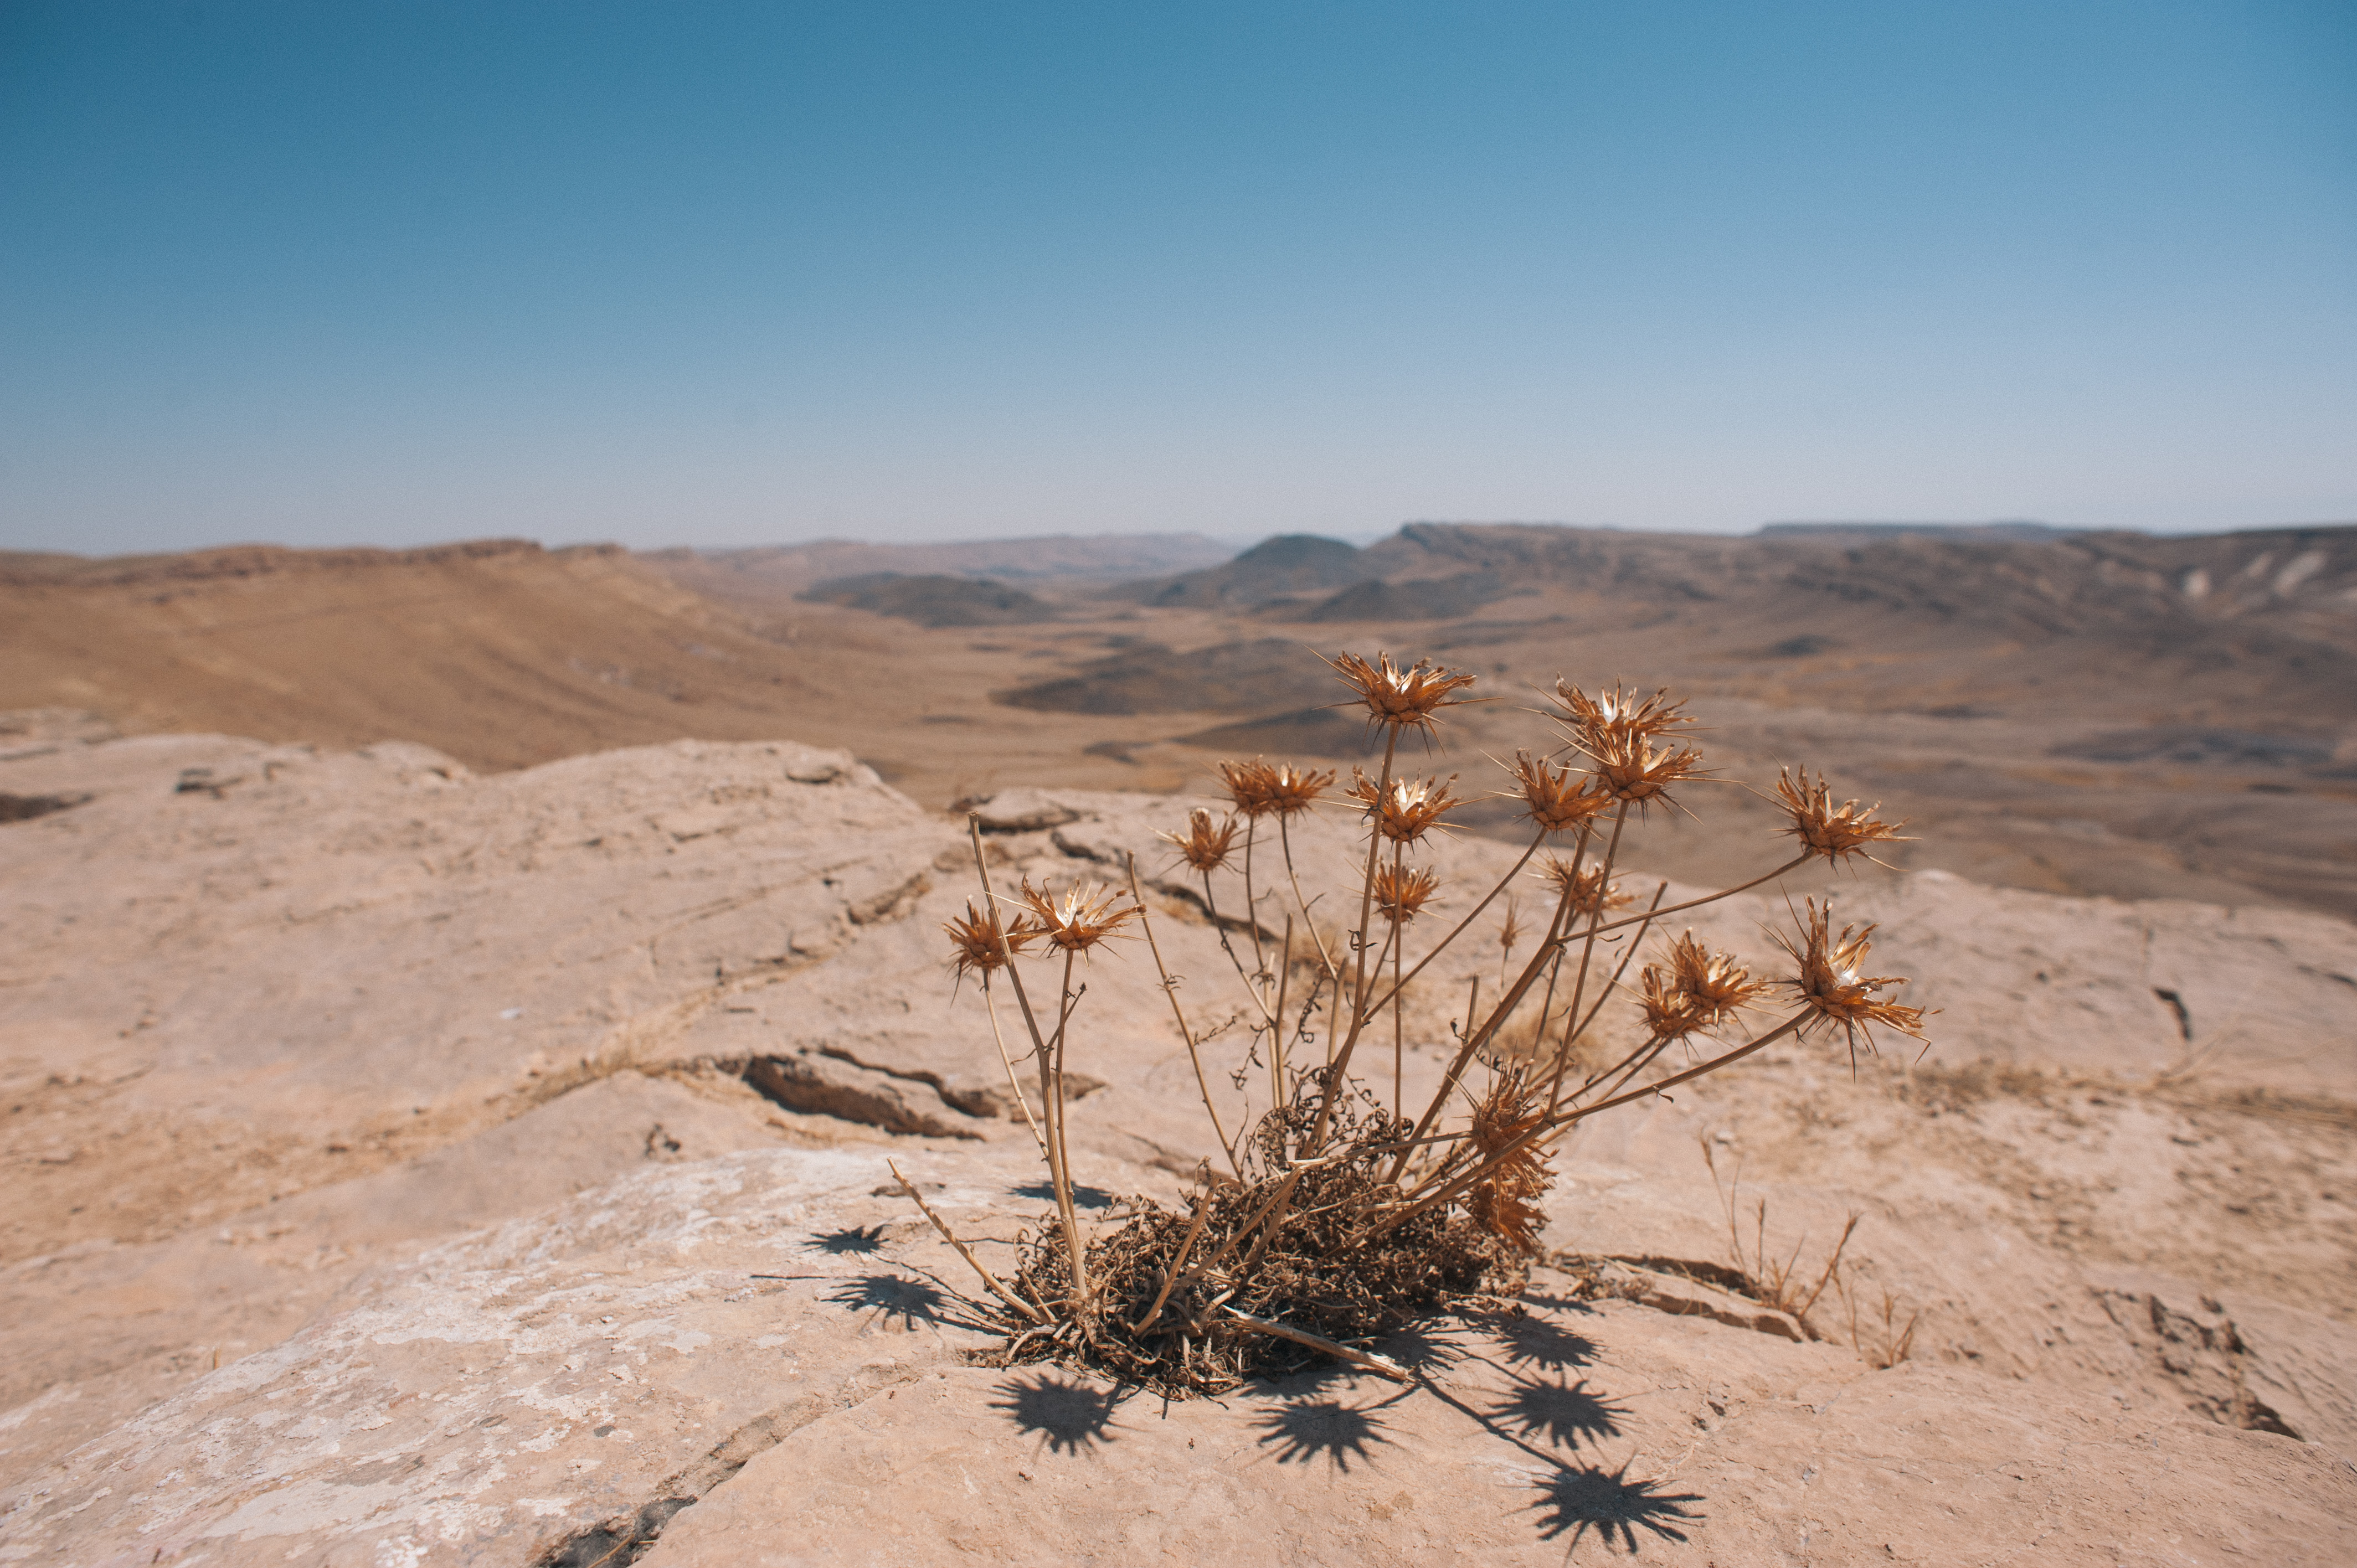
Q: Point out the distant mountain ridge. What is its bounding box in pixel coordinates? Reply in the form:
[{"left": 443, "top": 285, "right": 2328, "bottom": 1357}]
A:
[
  {"left": 643, "top": 532, "right": 1234, "bottom": 600},
  {"left": 1104, "top": 520, "right": 2357, "bottom": 650},
  {"left": 1759, "top": 520, "right": 2075, "bottom": 540},
  {"left": 796, "top": 572, "right": 1056, "bottom": 628}
]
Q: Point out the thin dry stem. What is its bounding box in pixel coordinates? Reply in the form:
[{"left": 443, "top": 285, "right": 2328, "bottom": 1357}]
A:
[
  {"left": 1224, "top": 1307, "right": 1412, "bottom": 1383},
  {"left": 889, "top": 1159, "right": 1047, "bottom": 1324},
  {"left": 1124, "top": 853, "right": 1243, "bottom": 1178}
]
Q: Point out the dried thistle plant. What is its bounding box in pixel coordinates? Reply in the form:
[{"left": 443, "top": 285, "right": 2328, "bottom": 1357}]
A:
[
  {"left": 1329, "top": 651, "right": 1479, "bottom": 736},
  {"left": 1160, "top": 807, "right": 1240, "bottom": 874},
  {"left": 901, "top": 647, "right": 1931, "bottom": 1397},
  {"left": 1774, "top": 766, "right": 1911, "bottom": 868},
  {"left": 1372, "top": 863, "right": 1440, "bottom": 925},
  {"left": 1349, "top": 770, "right": 1464, "bottom": 845},
  {"left": 1769, "top": 898, "right": 1932, "bottom": 1071},
  {"left": 1540, "top": 855, "right": 1633, "bottom": 921}
]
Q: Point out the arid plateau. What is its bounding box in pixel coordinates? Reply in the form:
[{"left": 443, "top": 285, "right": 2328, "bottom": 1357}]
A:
[{"left": 4, "top": 522, "right": 2356, "bottom": 1565}]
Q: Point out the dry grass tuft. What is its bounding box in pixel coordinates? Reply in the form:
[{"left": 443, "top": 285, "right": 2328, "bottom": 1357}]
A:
[{"left": 1701, "top": 1139, "right": 1922, "bottom": 1366}]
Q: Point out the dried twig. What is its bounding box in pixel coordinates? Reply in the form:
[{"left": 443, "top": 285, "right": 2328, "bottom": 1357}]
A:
[
  {"left": 1223, "top": 1307, "right": 1411, "bottom": 1383},
  {"left": 887, "top": 1160, "right": 1047, "bottom": 1324}
]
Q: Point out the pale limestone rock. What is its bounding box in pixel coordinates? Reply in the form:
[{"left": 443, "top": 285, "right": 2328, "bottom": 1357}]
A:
[{"left": 4, "top": 735, "right": 2356, "bottom": 1565}]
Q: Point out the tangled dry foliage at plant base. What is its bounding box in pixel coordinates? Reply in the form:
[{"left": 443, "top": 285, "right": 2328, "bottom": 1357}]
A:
[
  {"left": 986, "top": 1099, "right": 1510, "bottom": 1397},
  {"left": 905, "top": 648, "right": 1928, "bottom": 1397}
]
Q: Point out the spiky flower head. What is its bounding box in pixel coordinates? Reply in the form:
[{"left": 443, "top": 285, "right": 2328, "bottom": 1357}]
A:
[
  {"left": 1496, "top": 896, "right": 1524, "bottom": 960},
  {"left": 1221, "top": 757, "right": 1336, "bottom": 819},
  {"left": 1636, "top": 933, "right": 1759, "bottom": 1041},
  {"left": 1584, "top": 731, "right": 1705, "bottom": 809},
  {"left": 1347, "top": 770, "right": 1463, "bottom": 844},
  {"left": 1217, "top": 759, "right": 1277, "bottom": 818},
  {"left": 1774, "top": 767, "right": 1911, "bottom": 868},
  {"left": 1160, "top": 807, "right": 1241, "bottom": 874},
  {"left": 1503, "top": 750, "right": 1613, "bottom": 834},
  {"left": 1216, "top": 758, "right": 1335, "bottom": 820},
  {"left": 1669, "top": 930, "right": 1767, "bottom": 1019},
  {"left": 1638, "top": 963, "right": 1708, "bottom": 1041},
  {"left": 1263, "top": 761, "right": 1334, "bottom": 817},
  {"left": 1372, "top": 862, "right": 1440, "bottom": 925},
  {"left": 944, "top": 899, "right": 1037, "bottom": 982},
  {"left": 1330, "top": 651, "right": 1478, "bottom": 735},
  {"left": 1537, "top": 856, "right": 1633, "bottom": 921},
  {"left": 1769, "top": 899, "right": 1931, "bottom": 1068},
  {"left": 1016, "top": 877, "right": 1141, "bottom": 953},
  {"left": 1553, "top": 681, "right": 1695, "bottom": 747},
  {"left": 1465, "top": 1070, "right": 1551, "bottom": 1256},
  {"left": 1555, "top": 682, "right": 1706, "bottom": 811}
]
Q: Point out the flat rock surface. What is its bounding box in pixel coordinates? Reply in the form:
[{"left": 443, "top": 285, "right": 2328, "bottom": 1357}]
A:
[
  {"left": 4, "top": 733, "right": 2355, "bottom": 1565},
  {"left": 650, "top": 1313, "right": 2356, "bottom": 1568}
]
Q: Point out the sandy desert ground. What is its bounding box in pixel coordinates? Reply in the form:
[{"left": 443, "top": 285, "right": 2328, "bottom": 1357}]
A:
[{"left": 3, "top": 524, "right": 2355, "bottom": 1564}]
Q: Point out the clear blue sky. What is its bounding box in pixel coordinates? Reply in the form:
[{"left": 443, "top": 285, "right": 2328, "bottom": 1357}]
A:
[{"left": 3, "top": 2, "right": 2351, "bottom": 555}]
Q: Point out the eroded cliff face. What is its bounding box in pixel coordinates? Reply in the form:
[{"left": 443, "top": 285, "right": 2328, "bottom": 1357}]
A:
[{"left": 3, "top": 730, "right": 2354, "bottom": 1565}]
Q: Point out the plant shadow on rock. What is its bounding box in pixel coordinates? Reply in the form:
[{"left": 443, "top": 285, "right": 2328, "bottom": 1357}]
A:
[
  {"left": 1526, "top": 1461, "right": 1705, "bottom": 1551},
  {"left": 1480, "top": 1306, "right": 1599, "bottom": 1376},
  {"left": 1373, "top": 1319, "right": 1477, "bottom": 1375},
  {"left": 991, "top": 1373, "right": 1123, "bottom": 1456},
  {"left": 1400, "top": 1299, "right": 1704, "bottom": 1554},
  {"left": 808, "top": 1224, "right": 889, "bottom": 1256},
  {"left": 1013, "top": 1179, "right": 1119, "bottom": 1210},
  {"left": 1489, "top": 1376, "right": 1625, "bottom": 1452},
  {"left": 826, "top": 1273, "right": 943, "bottom": 1330},
  {"left": 1249, "top": 1395, "right": 1394, "bottom": 1473}
]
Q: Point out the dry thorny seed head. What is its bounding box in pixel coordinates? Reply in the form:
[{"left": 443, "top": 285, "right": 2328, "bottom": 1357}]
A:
[
  {"left": 1638, "top": 964, "right": 1708, "bottom": 1041},
  {"left": 1770, "top": 898, "right": 1931, "bottom": 1066},
  {"left": 1265, "top": 761, "right": 1335, "bottom": 817},
  {"left": 1160, "top": 807, "right": 1241, "bottom": 874},
  {"left": 1466, "top": 1071, "right": 1551, "bottom": 1256},
  {"left": 1638, "top": 931, "right": 1767, "bottom": 1040},
  {"left": 1496, "top": 897, "right": 1523, "bottom": 960},
  {"left": 1583, "top": 730, "right": 1706, "bottom": 808},
  {"left": 1554, "top": 682, "right": 1706, "bottom": 811},
  {"left": 1330, "top": 651, "right": 1478, "bottom": 735},
  {"left": 1775, "top": 766, "right": 1911, "bottom": 868},
  {"left": 1372, "top": 863, "right": 1440, "bottom": 925},
  {"left": 1553, "top": 680, "right": 1695, "bottom": 746},
  {"left": 944, "top": 899, "right": 1037, "bottom": 981},
  {"left": 1503, "top": 749, "right": 1613, "bottom": 834},
  {"left": 1538, "top": 855, "right": 1633, "bottom": 920},
  {"left": 1217, "top": 758, "right": 1335, "bottom": 819},
  {"left": 1348, "top": 770, "right": 1463, "bottom": 844},
  {"left": 1016, "top": 877, "right": 1142, "bottom": 953}
]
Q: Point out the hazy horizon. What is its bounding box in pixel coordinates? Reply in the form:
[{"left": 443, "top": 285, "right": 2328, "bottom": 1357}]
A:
[{"left": 5, "top": 2, "right": 2353, "bottom": 556}]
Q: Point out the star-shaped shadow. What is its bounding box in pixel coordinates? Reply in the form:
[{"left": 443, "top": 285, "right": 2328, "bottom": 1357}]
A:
[
  {"left": 1527, "top": 1461, "right": 1703, "bottom": 1550},
  {"left": 990, "top": 1373, "right": 1120, "bottom": 1456},
  {"left": 1250, "top": 1397, "right": 1391, "bottom": 1473},
  {"left": 809, "top": 1224, "right": 888, "bottom": 1256},
  {"left": 825, "top": 1273, "right": 942, "bottom": 1329},
  {"left": 1489, "top": 1376, "right": 1624, "bottom": 1452}
]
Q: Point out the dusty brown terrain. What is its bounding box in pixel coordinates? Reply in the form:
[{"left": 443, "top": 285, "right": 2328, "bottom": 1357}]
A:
[
  {"left": 3, "top": 525, "right": 2355, "bottom": 1563},
  {"left": 9, "top": 522, "right": 2355, "bottom": 924},
  {"left": 2, "top": 721, "right": 2354, "bottom": 1565}
]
